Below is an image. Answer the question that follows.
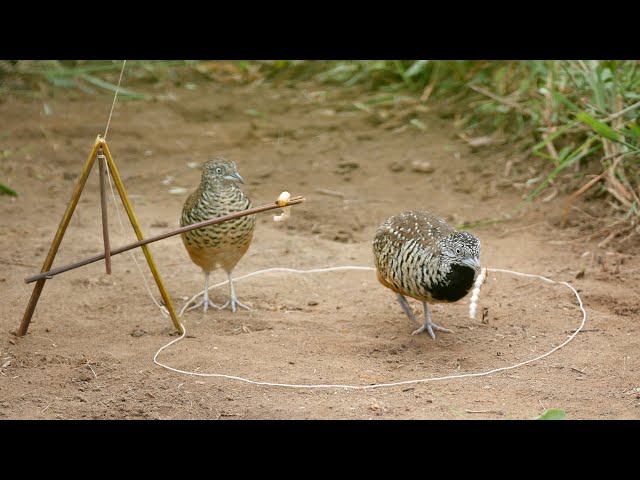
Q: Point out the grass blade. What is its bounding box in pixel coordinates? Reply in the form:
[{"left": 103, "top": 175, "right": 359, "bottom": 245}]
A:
[
  {"left": 80, "top": 74, "right": 147, "bottom": 99},
  {"left": 535, "top": 409, "right": 567, "bottom": 420},
  {"left": 0, "top": 183, "right": 17, "bottom": 196},
  {"left": 405, "top": 60, "right": 429, "bottom": 78},
  {"left": 576, "top": 111, "right": 620, "bottom": 142},
  {"left": 410, "top": 118, "right": 427, "bottom": 131},
  {"left": 532, "top": 121, "right": 579, "bottom": 152},
  {"left": 528, "top": 139, "right": 601, "bottom": 200}
]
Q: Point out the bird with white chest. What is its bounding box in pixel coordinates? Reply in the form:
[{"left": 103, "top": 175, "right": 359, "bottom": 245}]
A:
[{"left": 373, "top": 210, "right": 481, "bottom": 339}]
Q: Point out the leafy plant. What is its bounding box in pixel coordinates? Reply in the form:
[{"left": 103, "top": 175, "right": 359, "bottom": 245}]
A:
[
  {"left": 259, "top": 60, "right": 640, "bottom": 234},
  {"left": 3, "top": 60, "right": 638, "bottom": 235},
  {"left": 535, "top": 408, "right": 567, "bottom": 420}
]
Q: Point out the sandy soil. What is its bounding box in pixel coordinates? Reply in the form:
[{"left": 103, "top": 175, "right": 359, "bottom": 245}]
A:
[{"left": 1, "top": 74, "right": 639, "bottom": 420}]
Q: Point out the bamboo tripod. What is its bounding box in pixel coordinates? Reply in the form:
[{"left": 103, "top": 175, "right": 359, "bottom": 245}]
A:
[
  {"left": 18, "top": 134, "right": 305, "bottom": 338},
  {"left": 18, "top": 135, "right": 183, "bottom": 336}
]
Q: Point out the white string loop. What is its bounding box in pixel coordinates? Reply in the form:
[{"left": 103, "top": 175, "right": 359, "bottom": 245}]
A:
[
  {"left": 154, "top": 266, "right": 587, "bottom": 390},
  {"left": 97, "top": 61, "right": 588, "bottom": 391}
]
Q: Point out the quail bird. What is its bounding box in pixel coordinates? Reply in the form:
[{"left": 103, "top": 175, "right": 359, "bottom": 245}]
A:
[
  {"left": 181, "top": 159, "right": 255, "bottom": 313},
  {"left": 373, "top": 211, "right": 481, "bottom": 339}
]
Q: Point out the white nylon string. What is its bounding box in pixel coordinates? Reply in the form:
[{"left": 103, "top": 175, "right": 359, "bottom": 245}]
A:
[
  {"left": 154, "top": 266, "right": 588, "bottom": 390},
  {"left": 99, "top": 59, "right": 168, "bottom": 316},
  {"left": 103, "top": 60, "right": 126, "bottom": 139},
  {"left": 103, "top": 161, "right": 170, "bottom": 316},
  {"left": 179, "top": 266, "right": 376, "bottom": 317}
]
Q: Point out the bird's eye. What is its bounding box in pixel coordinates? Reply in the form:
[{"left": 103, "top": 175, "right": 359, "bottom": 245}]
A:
[
  {"left": 215, "top": 167, "right": 223, "bottom": 174},
  {"left": 455, "top": 248, "right": 461, "bottom": 255}
]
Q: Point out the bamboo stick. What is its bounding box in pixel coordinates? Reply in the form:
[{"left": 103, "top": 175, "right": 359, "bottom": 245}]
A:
[
  {"left": 100, "top": 140, "right": 183, "bottom": 334},
  {"left": 98, "top": 150, "right": 112, "bottom": 274},
  {"left": 18, "top": 136, "right": 103, "bottom": 336},
  {"left": 25, "top": 195, "right": 305, "bottom": 284}
]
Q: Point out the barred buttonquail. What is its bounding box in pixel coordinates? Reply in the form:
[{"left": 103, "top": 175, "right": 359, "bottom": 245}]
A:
[
  {"left": 373, "top": 211, "right": 481, "bottom": 339},
  {"left": 181, "top": 159, "right": 256, "bottom": 313}
]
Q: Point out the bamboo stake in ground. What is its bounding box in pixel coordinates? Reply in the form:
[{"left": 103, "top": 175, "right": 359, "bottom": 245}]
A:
[
  {"left": 18, "top": 136, "right": 103, "bottom": 337},
  {"left": 98, "top": 149, "right": 112, "bottom": 274}
]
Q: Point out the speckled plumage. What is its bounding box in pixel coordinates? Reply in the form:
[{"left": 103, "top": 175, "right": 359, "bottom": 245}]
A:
[
  {"left": 181, "top": 159, "right": 255, "bottom": 312},
  {"left": 373, "top": 210, "right": 481, "bottom": 338}
]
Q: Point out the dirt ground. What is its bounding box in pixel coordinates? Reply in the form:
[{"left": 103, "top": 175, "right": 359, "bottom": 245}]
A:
[{"left": 1, "top": 73, "right": 639, "bottom": 420}]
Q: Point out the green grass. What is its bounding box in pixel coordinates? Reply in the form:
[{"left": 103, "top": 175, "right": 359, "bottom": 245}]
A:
[
  {"left": 2, "top": 60, "right": 638, "bottom": 228},
  {"left": 0, "top": 182, "right": 17, "bottom": 196},
  {"left": 259, "top": 60, "right": 640, "bottom": 227},
  {"left": 535, "top": 408, "right": 567, "bottom": 420},
  {"left": 0, "top": 60, "right": 198, "bottom": 99}
]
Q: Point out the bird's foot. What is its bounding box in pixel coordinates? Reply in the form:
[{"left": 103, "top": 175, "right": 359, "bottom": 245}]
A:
[
  {"left": 411, "top": 322, "right": 454, "bottom": 340},
  {"left": 219, "top": 297, "right": 251, "bottom": 313},
  {"left": 186, "top": 297, "right": 223, "bottom": 313},
  {"left": 396, "top": 294, "right": 416, "bottom": 322}
]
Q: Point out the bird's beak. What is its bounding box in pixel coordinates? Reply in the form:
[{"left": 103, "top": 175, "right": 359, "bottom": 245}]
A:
[
  {"left": 463, "top": 257, "right": 481, "bottom": 272},
  {"left": 224, "top": 172, "right": 244, "bottom": 184}
]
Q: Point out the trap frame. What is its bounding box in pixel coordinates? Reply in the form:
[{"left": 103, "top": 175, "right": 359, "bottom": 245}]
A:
[{"left": 18, "top": 135, "right": 304, "bottom": 337}]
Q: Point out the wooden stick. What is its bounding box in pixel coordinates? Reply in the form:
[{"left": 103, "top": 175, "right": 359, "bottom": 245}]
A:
[
  {"left": 100, "top": 140, "right": 183, "bottom": 335},
  {"left": 18, "top": 136, "right": 103, "bottom": 337},
  {"left": 562, "top": 170, "right": 609, "bottom": 226},
  {"left": 98, "top": 150, "right": 112, "bottom": 274},
  {"left": 25, "top": 195, "right": 305, "bottom": 284},
  {"left": 468, "top": 84, "right": 534, "bottom": 117}
]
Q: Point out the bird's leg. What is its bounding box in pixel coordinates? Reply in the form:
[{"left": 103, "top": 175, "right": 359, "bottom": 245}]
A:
[
  {"left": 411, "top": 302, "right": 454, "bottom": 339},
  {"left": 396, "top": 293, "right": 416, "bottom": 322},
  {"left": 186, "top": 271, "right": 223, "bottom": 312},
  {"left": 218, "top": 271, "right": 251, "bottom": 313}
]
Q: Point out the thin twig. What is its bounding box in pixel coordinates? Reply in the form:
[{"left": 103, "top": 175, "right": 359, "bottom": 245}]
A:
[
  {"left": 620, "top": 226, "right": 639, "bottom": 244},
  {"left": 548, "top": 220, "right": 626, "bottom": 244},
  {"left": 498, "top": 222, "right": 547, "bottom": 238},
  {"left": 569, "top": 205, "right": 598, "bottom": 219},
  {"left": 607, "top": 186, "right": 633, "bottom": 209},
  {"left": 563, "top": 170, "right": 611, "bottom": 226},
  {"left": 0, "top": 259, "right": 39, "bottom": 269},
  {"left": 597, "top": 231, "right": 618, "bottom": 248},
  {"left": 599, "top": 150, "right": 637, "bottom": 164},
  {"left": 601, "top": 99, "right": 640, "bottom": 124},
  {"left": 464, "top": 409, "right": 504, "bottom": 415},
  {"left": 468, "top": 84, "right": 534, "bottom": 117},
  {"left": 86, "top": 360, "right": 97, "bottom": 379},
  {"left": 315, "top": 188, "right": 345, "bottom": 198},
  {"left": 606, "top": 157, "right": 634, "bottom": 208},
  {"left": 542, "top": 70, "right": 559, "bottom": 162},
  {"left": 215, "top": 412, "right": 241, "bottom": 420}
]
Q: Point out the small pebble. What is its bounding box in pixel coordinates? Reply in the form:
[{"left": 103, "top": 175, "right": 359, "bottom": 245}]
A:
[
  {"left": 389, "top": 161, "right": 405, "bottom": 172},
  {"left": 411, "top": 160, "right": 435, "bottom": 174}
]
